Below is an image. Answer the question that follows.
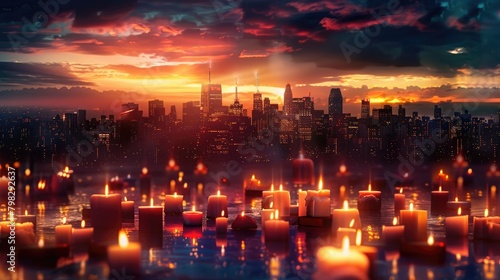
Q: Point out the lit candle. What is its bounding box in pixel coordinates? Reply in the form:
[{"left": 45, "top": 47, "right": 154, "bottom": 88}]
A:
[
  {"left": 445, "top": 207, "right": 469, "bottom": 238},
  {"left": 231, "top": 211, "right": 257, "bottom": 230},
  {"left": 399, "top": 203, "right": 427, "bottom": 242},
  {"left": 358, "top": 184, "right": 381, "bottom": 211},
  {"left": 139, "top": 167, "right": 151, "bottom": 197},
  {"left": 306, "top": 179, "right": 331, "bottom": 217},
  {"left": 292, "top": 154, "right": 315, "bottom": 185},
  {"left": 400, "top": 234, "right": 446, "bottom": 264},
  {"left": 337, "top": 223, "right": 357, "bottom": 245},
  {"left": 487, "top": 222, "right": 500, "bottom": 241},
  {"left": 55, "top": 217, "right": 72, "bottom": 246},
  {"left": 18, "top": 210, "right": 37, "bottom": 232},
  {"left": 261, "top": 203, "right": 274, "bottom": 230},
  {"left": 215, "top": 210, "right": 228, "bottom": 234},
  {"left": 121, "top": 196, "right": 135, "bottom": 223},
  {"left": 315, "top": 236, "right": 369, "bottom": 280},
  {"left": 183, "top": 205, "right": 203, "bottom": 226},
  {"left": 18, "top": 237, "right": 69, "bottom": 267},
  {"left": 207, "top": 190, "right": 228, "bottom": 219},
  {"left": 332, "top": 201, "right": 361, "bottom": 232},
  {"left": 473, "top": 209, "right": 500, "bottom": 239},
  {"left": 262, "top": 184, "right": 275, "bottom": 209},
  {"left": 394, "top": 188, "right": 405, "bottom": 213},
  {"left": 297, "top": 189, "right": 307, "bottom": 217},
  {"left": 382, "top": 217, "right": 405, "bottom": 247},
  {"left": 107, "top": 231, "right": 141, "bottom": 277},
  {"left": 138, "top": 198, "right": 163, "bottom": 247},
  {"left": 264, "top": 210, "right": 289, "bottom": 242},
  {"left": 273, "top": 184, "right": 291, "bottom": 218},
  {"left": 431, "top": 186, "right": 449, "bottom": 214},
  {"left": 72, "top": 220, "right": 93, "bottom": 252},
  {"left": 447, "top": 197, "right": 471, "bottom": 216},
  {"left": 164, "top": 192, "right": 183, "bottom": 215},
  {"left": 90, "top": 184, "right": 122, "bottom": 243}
]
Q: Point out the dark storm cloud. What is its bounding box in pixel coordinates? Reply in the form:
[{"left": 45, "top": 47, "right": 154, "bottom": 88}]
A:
[{"left": 0, "top": 62, "right": 94, "bottom": 87}]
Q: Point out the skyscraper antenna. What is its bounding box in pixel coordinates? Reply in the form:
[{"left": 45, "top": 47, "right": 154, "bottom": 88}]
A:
[
  {"left": 208, "top": 58, "right": 212, "bottom": 84},
  {"left": 255, "top": 70, "right": 259, "bottom": 93}
]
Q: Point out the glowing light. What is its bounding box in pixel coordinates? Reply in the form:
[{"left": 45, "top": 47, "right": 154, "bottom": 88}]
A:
[
  {"left": 356, "top": 229, "right": 362, "bottom": 246},
  {"left": 38, "top": 238, "right": 44, "bottom": 248},
  {"left": 38, "top": 180, "right": 46, "bottom": 190},
  {"left": 455, "top": 197, "right": 458, "bottom": 202},
  {"left": 439, "top": 169, "right": 443, "bottom": 175},
  {"left": 467, "top": 168, "right": 472, "bottom": 175},
  {"left": 393, "top": 217, "right": 398, "bottom": 226},
  {"left": 427, "top": 234, "right": 434, "bottom": 246},
  {"left": 410, "top": 203, "right": 414, "bottom": 211},
  {"left": 24, "top": 210, "right": 28, "bottom": 215},
  {"left": 368, "top": 184, "right": 372, "bottom": 191},
  {"left": 64, "top": 166, "right": 69, "bottom": 173},
  {"left": 251, "top": 174, "right": 255, "bottom": 180},
  {"left": 142, "top": 167, "right": 148, "bottom": 175},
  {"left": 221, "top": 210, "right": 225, "bottom": 217},
  {"left": 279, "top": 184, "right": 283, "bottom": 191},
  {"left": 81, "top": 220, "right": 85, "bottom": 228},
  {"left": 105, "top": 185, "right": 109, "bottom": 196},
  {"left": 150, "top": 198, "right": 154, "bottom": 207},
  {"left": 349, "top": 219, "right": 355, "bottom": 228},
  {"left": 439, "top": 186, "right": 442, "bottom": 192},
  {"left": 271, "top": 184, "right": 274, "bottom": 192},
  {"left": 275, "top": 209, "right": 279, "bottom": 219},
  {"left": 119, "top": 231, "right": 129, "bottom": 247},
  {"left": 25, "top": 169, "right": 31, "bottom": 177},
  {"left": 318, "top": 178, "right": 323, "bottom": 190},
  {"left": 270, "top": 202, "right": 274, "bottom": 208},
  {"left": 342, "top": 236, "right": 350, "bottom": 254},
  {"left": 169, "top": 159, "right": 175, "bottom": 167},
  {"left": 124, "top": 196, "right": 128, "bottom": 201},
  {"left": 458, "top": 207, "right": 462, "bottom": 216},
  {"left": 343, "top": 200, "right": 348, "bottom": 210},
  {"left": 192, "top": 205, "right": 196, "bottom": 212},
  {"left": 217, "top": 190, "right": 221, "bottom": 196},
  {"left": 62, "top": 217, "right": 67, "bottom": 224},
  {"left": 485, "top": 209, "right": 489, "bottom": 217},
  {"left": 241, "top": 211, "right": 244, "bottom": 217},
  {"left": 339, "top": 164, "right": 346, "bottom": 173},
  {"left": 174, "top": 192, "right": 177, "bottom": 197}
]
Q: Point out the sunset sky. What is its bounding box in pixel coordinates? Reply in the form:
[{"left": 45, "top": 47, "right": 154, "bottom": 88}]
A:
[{"left": 1, "top": 0, "right": 500, "bottom": 113}]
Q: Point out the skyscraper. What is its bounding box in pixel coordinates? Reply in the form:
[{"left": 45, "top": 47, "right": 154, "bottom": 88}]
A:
[
  {"left": 328, "top": 88, "right": 343, "bottom": 115},
  {"left": 148, "top": 100, "right": 164, "bottom": 118},
  {"left": 361, "top": 99, "right": 370, "bottom": 118},
  {"left": 229, "top": 75, "right": 243, "bottom": 116},
  {"left": 253, "top": 93, "right": 263, "bottom": 111},
  {"left": 201, "top": 62, "right": 222, "bottom": 119},
  {"left": 170, "top": 105, "right": 177, "bottom": 121},
  {"left": 77, "top": 109, "right": 86, "bottom": 129},
  {"left": 183, "top": 101, "right": 201, "bottom": 128},
  {"left": 283, "top": 84, "right": 293, "bottom": 115},
  {"left": 434, "top": 105, "right": 442, "bottom": 119}
]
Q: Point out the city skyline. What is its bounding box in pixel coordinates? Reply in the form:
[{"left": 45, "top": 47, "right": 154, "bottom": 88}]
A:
[{"left": 1, "top": 0, "right": 500, "bottom": 108}]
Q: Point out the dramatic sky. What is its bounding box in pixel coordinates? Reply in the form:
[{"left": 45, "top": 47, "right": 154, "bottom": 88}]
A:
[{"left": 1, "top": 0, "right": 500, "bottom": 114}]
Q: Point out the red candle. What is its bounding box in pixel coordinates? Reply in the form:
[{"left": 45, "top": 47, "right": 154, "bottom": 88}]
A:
[
  {"left": 164, "top": 192, "right": 183, "bottom": 215},
  {"left": 215, "top": 210, "right": 228, "bottom": 234},
  {"left": 138, "top": 198, "right": 163, "bottom": 248},
  {"left": 108, "top": 231, "right": 141, "bottom": 277},
  {"left": 382, "top": 217, "right": 405, "bottom": 247},
  {"left": 292, "top": 154, "right": 314, "bottom": 185},
  {"left": 90, "top": 185, "right": 122, "bottom": 244},
  {"left": 72, "top": 220, "right": 93, "bottom": 253},
  {"left": 394, "top": 188, "right": 405, "bottom": 213},
  {"left": 55, "top": 217, "right": 72, "bottom": 246},
  {"left": 431, "top": 186, "right": 449, "bottom": 214},
  {"left": 207, "top": 190, "right": 227, "bottom": 219},
  {"left": 445, "top": 207, "right": 468, "bottom": 238},
  {"left": 358, "top": 184, "right": 381, "bottom": 211},
  {"left": 183, "top": 205, "right": 203, "bottom": 226},
  {"left": 399, "top": 203, "right": 427, "bottom": 242},
  {"left": 121, "top": 196, "right": 135, "bottom": 223},
  {"left": 231, "top": 211, "right": 257, "bottom": 230}
]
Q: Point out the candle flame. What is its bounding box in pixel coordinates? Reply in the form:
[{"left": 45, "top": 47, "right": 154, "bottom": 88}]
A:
[
  {"left": 38, "top": 238, "right": 44, "bottom": 248},
  {"left": 393, "top": 217, "right": 398, "bottom": 226},
  {"left": 355, "top": 230, "right": 362, "bottom": 246},
  {"left": 37, "top": 180, "right": 45, "bottom": 190},
  {"left": 271, "top": 184, "right": 274, "bottom": 192},
  {"left": 458, "top": 207, "right": 461, "bottom": 216},
  {"left": 169, "top": 159, "right": 175, "bottom": 167},
  {"left": 124, "top": 196, "right": 127, "bottom": 201},
  {"left": 318, "top": 178, "right": 323, "bottom": 190},
  {"left": 467, "top": 168, "right": 472, "bottom": 175},
  {"left": 217, "top": 190, "right": 221, "bottom": 196},
  {"left": 368, "top": 184, "right": 372, "bottom": 191},
  {"left": 150, "top": 198, "right": 154, "bottom": 207},
  {"left": 81, "top": 220, "right": 85, "bottom": 228},
  {"left": 119, "top": 231, "right": 129, "bottom": 247},
  {"left": 455, "top": 197, "right": 458, "bottom": 202},
  {"left": 270, "top": 202, "right": 273, "bottom": 208},
  {"left": 349, "top": 219, "right": 355, "bottom": 228},
  {"left": 174, "top": 192, "right": 177, "bottom": 197},
  {"left": 439, "top": 169, "right": 443, "bottom": 175},
  {"left": 241, "top": 211, "right": 244, "bottom": 217},
  {"left": 275, "top": 209, "right": 279, "bottom": 219},
  {"left": 427, "top": 234, "right": 434, "bottom": 246},
  {"left": 270, "top": 213, "right": 274, "bottom": 220},
  {"left": 279, "top": 184, "right": 283, "bottom": 191},
  {"left": 142, "top": 167, "right": 148, "bottom": 175},
  {"left": 25, "top": 168, "right": 31, "bottom": 177},
  {"left": 251, "top": 174, "right": 255, "bottom": 180},
  {"left": 342, "top": 236, "right": 350, "bottom": 254},
  {"left": 192, "top": 205, "right": 196, "bottom": 212},
  {"left": 340, "top": 164, "right": 346, "bottom": 173},
  {"left": 445, "top": 175, "right": 449, "bottom": 180},
  {"left": 485, "top": 209, "right": 489, "bottom": 217},
  {"left": 410, "top": 203, "right": 414, "bottom": 211},
  {"left": 64, "top": 166, "right": 69, "bottom": 173},
  {"left": 105, "top": 184, "right": 109, "bottom": 196},
  {"left": 24, "top": 210, "right": 28, "bottom": 215},
  {"left": 343, "top": 200, "right": 348, "bottom": 210},
  {"left": 400, "top": 188, "right": 403, "bottom": 194},
  {"left": 221, "top": 210, "right": 225, "bottom": 217},
  {"left": 439, "top": 186, "right": 442, "bottom": 192},
  {"left": 62, "top": 217, "right": 67, "bottom": 224}
]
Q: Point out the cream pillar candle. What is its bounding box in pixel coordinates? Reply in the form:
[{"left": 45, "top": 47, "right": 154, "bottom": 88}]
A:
[
  {"left": 273, "top": 184, "right": 290, "bottom": 217},
  {"left": 207, "top": 190, "right": 228, "bottom": 219},
  {"left": 107, "top": 231, "right": 141, "bottom": 277},
  {"left": 399, "top": 203, "right": 427, "bottom": 242},
  {"left": 298, "top": 189, "right": 307, "bottom": 217},
  {"left": 55, "top": 217, "right": 72, "bottom": 246},
  {"left": 445, "top": 207, "right": 469, "bottom": 238},
  {"left": 332, "top": 201, "right": 362, "bottom": 232}
]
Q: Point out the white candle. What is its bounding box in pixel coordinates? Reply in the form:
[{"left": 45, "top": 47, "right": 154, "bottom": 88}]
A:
[
  {"left": 215, "top": 210, "right": 228, "bottom": 234},
  {"left": 273, "top": 185, "right": 290, "bottom": 218},
  {"left": 400, "top": 203, "right": 427, "bottom": 242},
  {"left": 164, "top": 192, "right": 183, "bottom": 215},
  {"left": 264, "top": 210, "right": 289, "bottom": 242},
  {"left": 90, "top": 185, "right": 122, "bottom": 243},
  {"left": 183, "top": 205, "right": 203, "bottom": 226},
  {"left": 72, "top": 220, "right": 93, "bottom": 252},
  {"left": 55, "top": 217, "right": 72, "bottom": 246},
  {"left": 138, "top": 198, "right": 163, "bottom": 247},
  {"left": 315, "top": 236, "right": 369, "bottom": 280},
  {"left": 332, "top": 201, "right": 361, "bottom": 232},
  {"left": 297, "top": 189, "right": 307, "bottom": 217},
  {"left": 445, "top": 207, "right": 469, "bottom": 238},
  {"left": 108, "top": 231, "right": 141, "bottom": 277},
  {"left": 382, "top": 217, "right": 405, "bottom": 246},
  {"left": 207, "top": 190, "right": 228, "bottom": 219}
]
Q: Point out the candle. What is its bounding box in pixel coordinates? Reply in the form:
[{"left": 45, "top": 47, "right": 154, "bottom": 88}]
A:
[
  {"left": 183, "top": 205, "right": 203, "bottom": 226},
  {"left": 0, "top": 176, "right": 9, "bottom": 206},
  {"left": 332, "top": 201, "right": 361, "bottom": 232},
  {"left": 264, "top": 210, "right": 289, "bottom": 242},
  {"left": 207, "top": 190, "right": 228, "bottom": 219},
  {"left": 445, "top": 207, "right": 469, "bottom": 238},
  {"left": 487, "top": 222, "right": 500, "bottom": 241},
  {"left": 90, "top": 185, "right": 122, "bottom": 243},
  {"left": 231, "top": 211, "right": 257, "bottom": 230},
  {"left": 55, "top": 217, "right": 72, "bottom": 246},
  {"left": 337, "top": 227, "right": 357, "bottom": 245},
  {"left": 306, "top": 179, "right": 331, "bottom": 217},
  {"left": 109, "top": 176, "right": 124, "bottom": 190},
  {"left": 358, "top": 184, "right": 381, "bottom": 211},
  {"left": 18, "top": 238, "right": 69, "bottom": 267},
  {"left": 261, "top": 205, "right": 274, "bottom": 230},
  {"left": 107, "top": 231, "right": 141, "bottom": 277},
  {"left": 394, "top": 188, "right": 405, "bottom": 213},
  {"left": 138, "top": 198, "right": 163, "bottom": 248},
  {"left": 297, "top": 189, "right": 307, "bottom": 217},
  {"left": 431, "top": 186, "right": 449, "bottom": 214},
  {"left": 400, "top": 234, "right": 446, "bottom": 264},
  {"left": 273, "top": 184, "right": 291, "bottom": 218},
  {"left": 473, "top": 209, "right": 500, "bottom": 239},
  {"left": 382, "top": 217, "right": 405, "bottom": 247},
  {"left": 292, "top": 154, "right": 315, "bottom": 185},
  {"left": 315, "top": 236, "right": 369, "bottom": 280},
  {"left": 72, "top": 220, "right": 93, "bottom": 253},
  {"left": 447, "top": 197, "right": 471, "bottom": 215},
  {"left": 18, "top": 210, "right": 37, "bottom": 232},
  {"left": 262, "top": 184, "right": 275, "bottom": 203},
  {"left": 353, "top": 230, "right": 378, "bottom": 280},
  {"left": 399, "top": 203, "right": 427, "bottom": 242},
  {"left": 164, "top": 192, "right": 183, "bottom": 215},
  {"left": 121, "top": 196, "right": 135, "bottom": 223},
  {"left": 139, "top": 167, "right": 151, "bottom": 197},
  {"left": 215, "top": 210, "right": 228, "bottom": 234},
  {"left": 2, "top": 219, "right": 36, "bottom": 247}
]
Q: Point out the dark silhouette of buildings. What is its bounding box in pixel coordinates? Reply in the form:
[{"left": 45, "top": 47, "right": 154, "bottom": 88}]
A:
[{"left": 328, "top": 88, "right": 343, "bottom": 115}]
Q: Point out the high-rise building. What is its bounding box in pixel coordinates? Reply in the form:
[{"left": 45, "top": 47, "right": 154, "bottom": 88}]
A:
[
  {"left": 121, "top": 102, "right": 142, "bottom": 120},
  {"left": 253, "top": 93, "right": 263, "bottom": 111},
  {"left": 264, "top": 98, "right": 271, "bottom": 112},
  {"left": 328, "top": 88, "right": 343, "bottom": 115},
  {"left": 64, "top": 112, "right": 78, "bottom": 137},
  {"left": 361, "top": 99, "right": 370, "bottom": 118},
  {"left": 77, "top": 109, "right": 86, "bottom": 129},
  {"left": 148, "top": 100, "right": 164, "bottom": 118},
  {"left": 398, "top": 105, "right": 405, "bottom": 118},
  {"left": 283, "top": 84, "right": 293, "bottom": 115},
  {"left": 201, "top": 63, "right": 222, "bottom": 119},
  {"left": 434, "top": 105, "right": 442, "bottom": 119},
  {"left": 229, "top": 75, "right": 243, "bottom": 116},
  {"left": 182, "top": 101, "right": 202, "bottom": 128},
  {"left": 170, "top": 105, "right": 177, "bottom": 121}
]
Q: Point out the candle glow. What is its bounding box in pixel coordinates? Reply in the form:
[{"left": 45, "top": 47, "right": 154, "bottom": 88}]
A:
[
  {"left": 119, "top": 231, "right": 129, "bottom": 247},
  {"left": 38, "top": 238, "right": 44, "bottom": 248},
  {"left": 427, "top": 234, "right": 434, "bottom": 246},
  {"left": 81, "top": 220, "right": 85, "bottom": 228},
  {"left": 393, "top": 217, "right": 398, "bottom": 226},
  {"left": 343, "top": 200, "right": 348, "bottom": 210}
]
